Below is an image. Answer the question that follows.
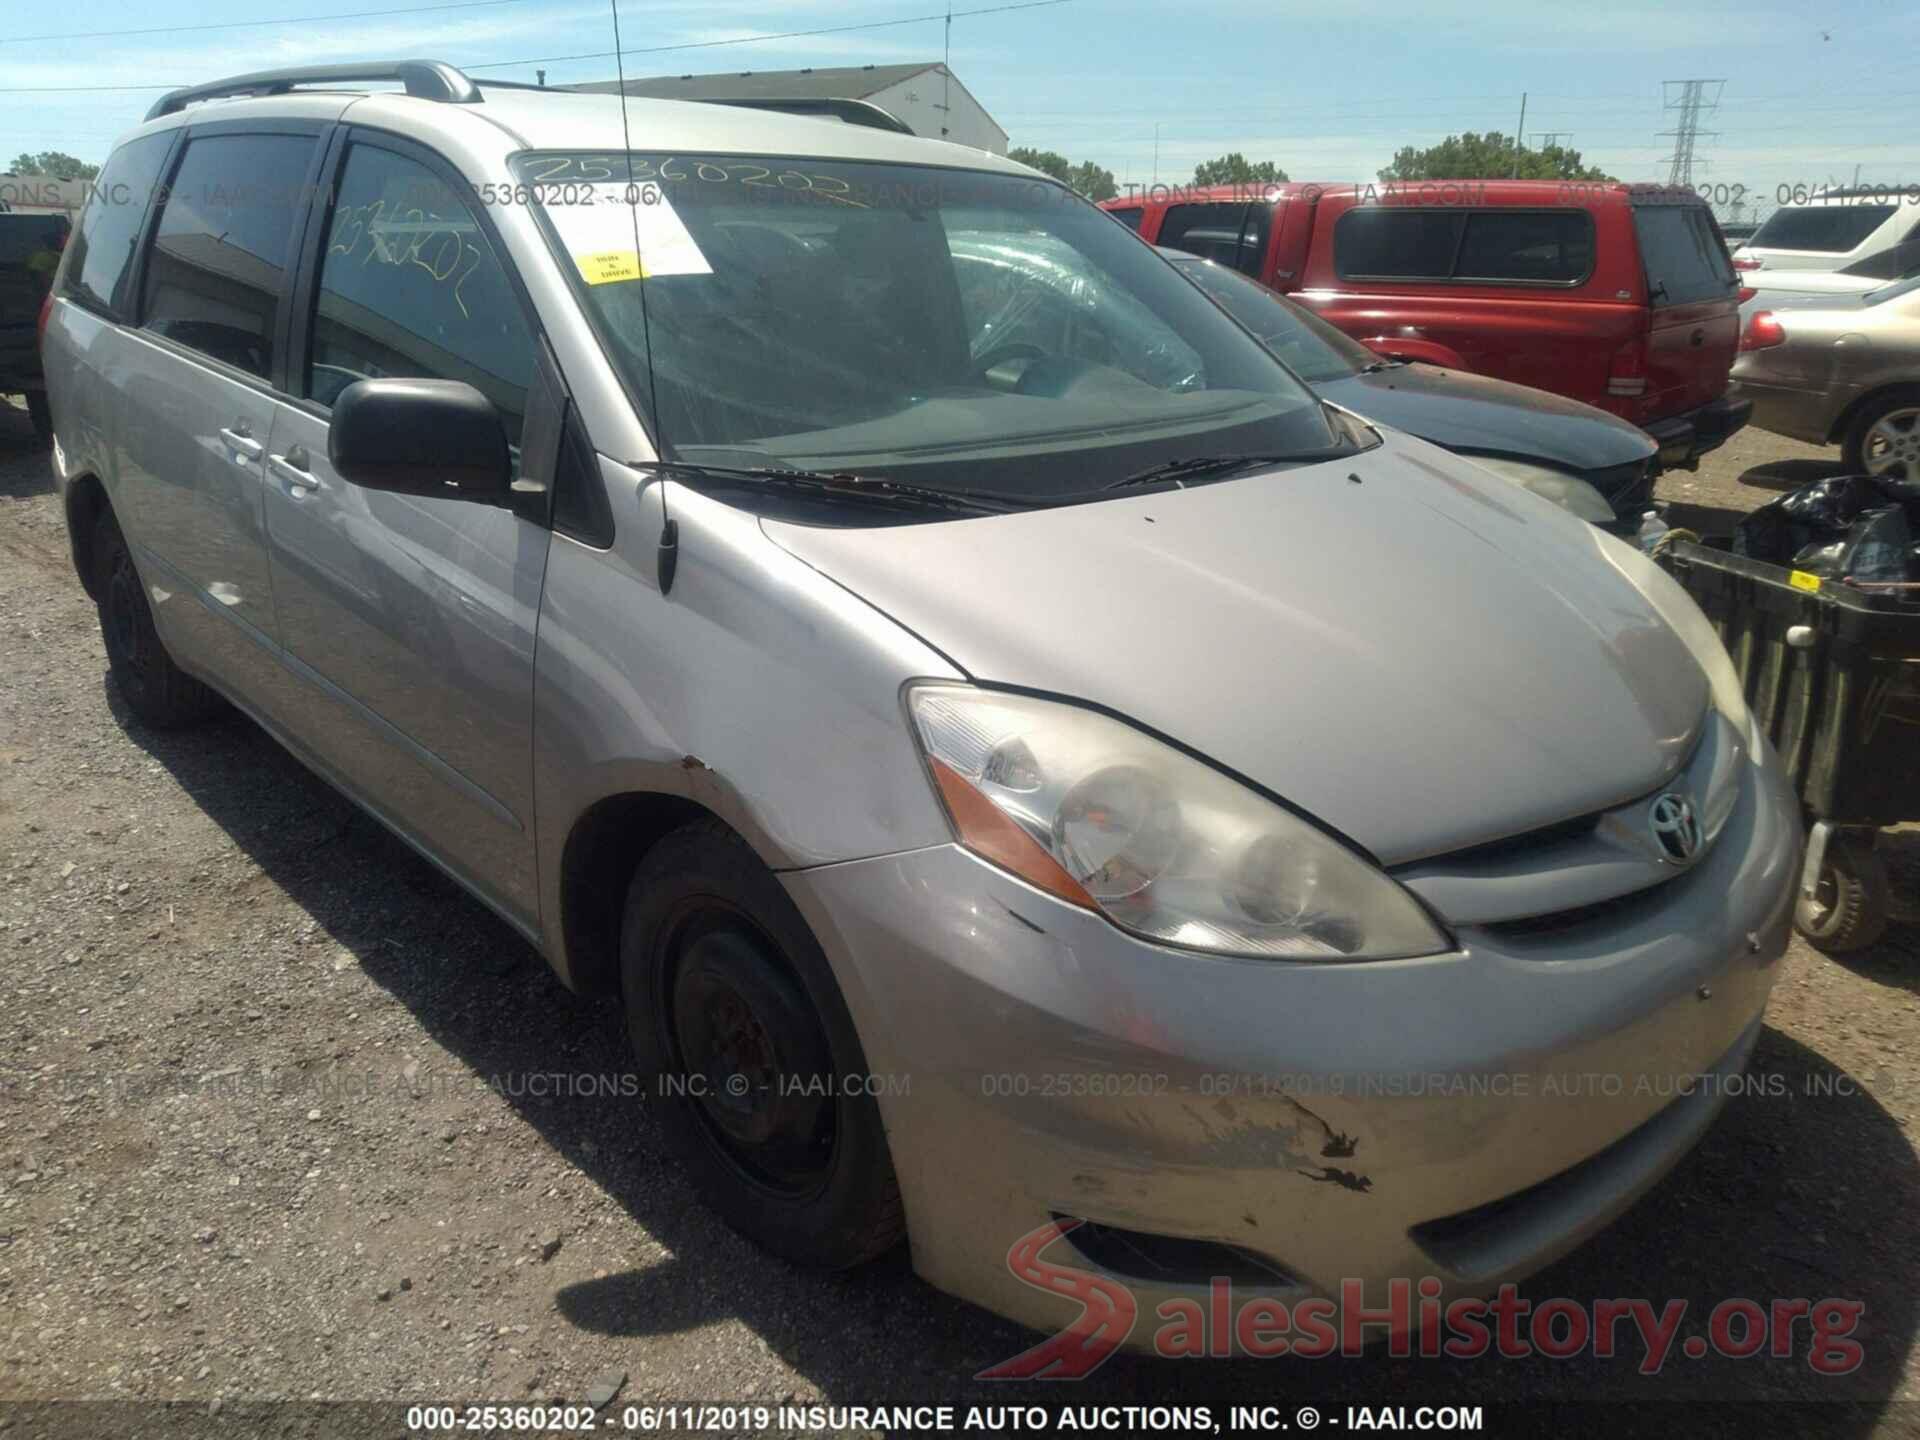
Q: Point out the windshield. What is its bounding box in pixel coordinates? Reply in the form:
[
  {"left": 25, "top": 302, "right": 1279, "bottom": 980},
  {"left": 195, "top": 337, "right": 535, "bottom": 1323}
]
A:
[
  {"left": 1170, "top": 256, "right": 1379, "bottom": 383},
  {"left": 518, "top": 153, "right": 1331, "bottom": 500},
  {"left": 1748, "top": 203, "right": 1898, "bottom": 253}
]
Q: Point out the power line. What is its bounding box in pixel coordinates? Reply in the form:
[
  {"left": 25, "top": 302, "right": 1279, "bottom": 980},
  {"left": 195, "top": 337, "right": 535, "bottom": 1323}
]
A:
[
  {"left": 0, "top": 0, "right": 1073, "bottom": 92},
  {"left": 461, "top": 0, "right": 1071, "bottom": 69},
  {"left": 0, "top": 0, "right": 538, "bottom": 46}
]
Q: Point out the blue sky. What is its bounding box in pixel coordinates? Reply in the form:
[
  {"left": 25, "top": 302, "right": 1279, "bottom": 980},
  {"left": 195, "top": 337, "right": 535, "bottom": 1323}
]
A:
[{"left": 2, "top": 0, "right": 1914, "bottom": 218}]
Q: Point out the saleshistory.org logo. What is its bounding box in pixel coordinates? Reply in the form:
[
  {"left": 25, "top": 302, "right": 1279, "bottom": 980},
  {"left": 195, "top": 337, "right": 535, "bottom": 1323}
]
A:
[{"left": 976, "top": 1221, "right": 1865, "bottom": 1379}]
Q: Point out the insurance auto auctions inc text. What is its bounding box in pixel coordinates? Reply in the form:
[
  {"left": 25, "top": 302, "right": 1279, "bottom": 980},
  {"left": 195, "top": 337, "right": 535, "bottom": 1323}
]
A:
[{"left": 766, "top": 1406, "right": 1482, "bottom": 1433}]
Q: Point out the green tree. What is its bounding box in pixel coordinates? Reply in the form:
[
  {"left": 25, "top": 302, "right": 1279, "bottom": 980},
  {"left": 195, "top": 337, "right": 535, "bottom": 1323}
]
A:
[
  {"left": 1191, "top": 153, "right": 1288, "bottom": 187},
  {"left": 1066, "top": 159, "right": 1118, "bottom": 202},
  {"left": 1008, "top": 146, "right": 1073, "bottom": 184},
  {"left": 8, "top": 150, "right": 99, "bottom": 180},
  {"left": 1010, "top": 146, "right": 1117, "bottom": 201},
  {"left": 1377, "top": 132, "right": 1611, "bottom": 182}
]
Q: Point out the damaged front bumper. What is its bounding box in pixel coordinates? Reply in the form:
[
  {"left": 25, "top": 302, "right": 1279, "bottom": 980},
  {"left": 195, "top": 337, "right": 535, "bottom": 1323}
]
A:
[{"left": 780, "top": 737, "right": 1800, "bottom": 1348}]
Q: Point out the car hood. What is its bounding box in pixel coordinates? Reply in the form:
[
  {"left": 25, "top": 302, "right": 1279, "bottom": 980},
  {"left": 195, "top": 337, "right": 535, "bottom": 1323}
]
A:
[
  {"left": 764, "top": 432, "right": 1709, "bottom": 865},
  {"left": 1315, "top": 364, "right": 1657, "bottom": 473}
]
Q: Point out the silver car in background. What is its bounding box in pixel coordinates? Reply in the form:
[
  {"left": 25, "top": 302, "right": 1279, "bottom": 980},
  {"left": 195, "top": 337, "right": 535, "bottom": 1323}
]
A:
[
  {"left": 1734, "top": 274, "right": 1920, "bottom": 479},
  {"left": 41, "top": 61, "right": 1799, "bottom": 1348}
]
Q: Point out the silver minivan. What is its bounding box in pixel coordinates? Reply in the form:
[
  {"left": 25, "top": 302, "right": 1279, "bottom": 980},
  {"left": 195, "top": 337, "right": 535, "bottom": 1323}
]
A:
[{"left": 43, "top": 61, "right": 1800, "bottom": 1348}]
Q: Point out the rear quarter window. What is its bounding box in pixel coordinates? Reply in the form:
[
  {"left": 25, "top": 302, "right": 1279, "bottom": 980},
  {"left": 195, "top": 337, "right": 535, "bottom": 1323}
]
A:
[
  {"left": 1107, "top": 206, "right": 1145, "bottom": 232},
  {"left": 62, "top": 131, "right": 174, "bottom": 319}
]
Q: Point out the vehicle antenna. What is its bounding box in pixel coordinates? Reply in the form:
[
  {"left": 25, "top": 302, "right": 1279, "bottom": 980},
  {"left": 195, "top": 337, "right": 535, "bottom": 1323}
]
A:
[{"left": 609, "top": 0, "right": 679, "bottom": 593}]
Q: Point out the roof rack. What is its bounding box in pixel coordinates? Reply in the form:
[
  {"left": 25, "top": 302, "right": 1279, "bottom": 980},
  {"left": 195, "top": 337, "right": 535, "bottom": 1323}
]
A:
[
  {"left": 695, "top": 96, "right": 914, "bottom": 135},
  {"left": 145, "top": 60, "right": 480, "bottom": 121}
]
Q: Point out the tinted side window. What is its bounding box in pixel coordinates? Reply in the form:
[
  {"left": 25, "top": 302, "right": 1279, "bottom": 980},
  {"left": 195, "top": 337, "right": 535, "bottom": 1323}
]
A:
[
  {"left": 309, "top": 144, "right": 534, "bottom": 443},
  {"left": 1455, "top": 210, "right": 1593, "bottom": 282},
  {"left": 1108, "top": 206, "right": 1145, "bottom": 232},
  {"left": 62, "top": 131, "right": 173, "bottom": 318},
  {"left": 1334, "top": 209, "right": 1465, "bottom": 280},
  {"left": 142, "top": 133, "right": 317, "bottom": 378},
  {"left": 1632, "top": 205, "right": 1735, "bottom": 306},
  {"left": 1160, "top": 202, "right": 1269, "bottom": 276}
]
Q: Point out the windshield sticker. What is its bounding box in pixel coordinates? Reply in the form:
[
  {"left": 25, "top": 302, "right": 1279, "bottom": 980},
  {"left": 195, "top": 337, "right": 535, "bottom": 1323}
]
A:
[{"left": 547, "top": 182, "right": 712, "bottom": 285}]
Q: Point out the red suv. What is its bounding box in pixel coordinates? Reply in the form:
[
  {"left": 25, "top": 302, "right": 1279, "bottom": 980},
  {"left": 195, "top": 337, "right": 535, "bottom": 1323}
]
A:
[{"left": 1104, "top": 180, "right": 1750, "bottom": 469}]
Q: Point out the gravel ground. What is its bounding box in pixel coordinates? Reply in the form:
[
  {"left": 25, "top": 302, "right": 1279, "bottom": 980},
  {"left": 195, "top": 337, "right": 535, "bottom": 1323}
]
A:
[{"left": 2, "top": 394, "right": 1918, "bottom": 1436}]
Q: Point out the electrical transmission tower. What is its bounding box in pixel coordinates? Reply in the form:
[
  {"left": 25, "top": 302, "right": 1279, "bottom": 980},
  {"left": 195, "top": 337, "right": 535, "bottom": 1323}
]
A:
[
  {"left": 1530, "top": 131, "right": 1575, "bottom": 152},
  {"left": 1658, "top": 79, "right": 1724, "bottom": 186}
]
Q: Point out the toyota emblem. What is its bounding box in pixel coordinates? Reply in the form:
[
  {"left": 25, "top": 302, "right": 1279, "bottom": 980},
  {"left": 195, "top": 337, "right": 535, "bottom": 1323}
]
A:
[{"left": 1649, "top": 792, "right": 1703, "bottom": 865}]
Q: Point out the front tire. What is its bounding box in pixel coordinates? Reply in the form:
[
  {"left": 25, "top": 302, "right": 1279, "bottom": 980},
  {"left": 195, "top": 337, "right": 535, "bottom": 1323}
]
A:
[
  {"left": 620, "top": 820, "right": 904, "bottom": 1268},
  {"left": 92, "top": 510, "right": 224, "bottom": 729}
]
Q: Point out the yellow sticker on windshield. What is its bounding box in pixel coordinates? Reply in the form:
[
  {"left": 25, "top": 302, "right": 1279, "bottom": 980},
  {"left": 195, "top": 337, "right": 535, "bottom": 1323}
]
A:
[
  {"left": 576, "top": 249, "right": 642, "bottom": 285},
  {"left": 1788, "top": 569, "right": 1822, "bottom": 593},
  {"left": 548, "top": 183, "right": 711, "bottom": 286}
]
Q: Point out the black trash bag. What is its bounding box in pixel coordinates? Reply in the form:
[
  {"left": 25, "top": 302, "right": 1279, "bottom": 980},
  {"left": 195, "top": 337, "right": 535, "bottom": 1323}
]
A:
[{"left": 1734, "top": 473, "right": 1920, "bottom": 580}]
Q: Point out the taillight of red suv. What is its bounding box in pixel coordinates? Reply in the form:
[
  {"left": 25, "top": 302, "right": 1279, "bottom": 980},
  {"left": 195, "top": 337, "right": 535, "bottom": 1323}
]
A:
[
  {"left": 1740, "top": 310, "right": 1786, "bottom": 351},
  {"left": 1606, "top": 338, "right": 1648, "bottom": 406}
]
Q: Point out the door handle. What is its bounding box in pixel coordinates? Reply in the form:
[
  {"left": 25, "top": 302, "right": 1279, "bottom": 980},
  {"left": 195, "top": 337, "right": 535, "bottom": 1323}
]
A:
[
  {"left": 269, "top": 447, "right": 319, "bottom": 492},
  {"left": 219, "top": 426, "right": 263, "bottom": 460},
  {"left": 1690, "top": 329, "right": 1706, "bottom": 347}
]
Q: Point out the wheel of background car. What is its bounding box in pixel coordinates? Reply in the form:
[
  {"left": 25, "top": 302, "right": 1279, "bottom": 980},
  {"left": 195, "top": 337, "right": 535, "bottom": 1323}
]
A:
[
  {"left": 90, "top": 509, "right": 225, "bottom": 730},
  {"left": 25, "top": 390, "right": 52, "bottom": 443},
  {"left": 620, "top": 818, "right": 905, "bottom": 1269},
  {"left": 1794, "top": 833, "right": 1890, "bottom": 954},
  {"left": 1841, "top": 386, "right": 1920, "bottom": 482}
]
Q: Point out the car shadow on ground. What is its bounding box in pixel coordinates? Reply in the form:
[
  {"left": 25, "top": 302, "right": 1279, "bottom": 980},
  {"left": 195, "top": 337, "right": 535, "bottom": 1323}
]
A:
[
  {"left": 1737, "top": 458, "right": 1849, "bottom": 493},
  {"left": 112, "top": 685, "right": 1919, "bottom": 1423}
]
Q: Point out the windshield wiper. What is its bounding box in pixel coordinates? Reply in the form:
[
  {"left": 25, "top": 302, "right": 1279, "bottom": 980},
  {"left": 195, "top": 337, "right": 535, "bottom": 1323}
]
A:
[
  {"left": 1104, "top": 446, "right": 1353, "bottom": 492},
  {"left": 645, "top": 461, "right": 1019, "bottom": 516},
  {"left": 1358, "top": 358, "right": 1407, "bottom": 373}
]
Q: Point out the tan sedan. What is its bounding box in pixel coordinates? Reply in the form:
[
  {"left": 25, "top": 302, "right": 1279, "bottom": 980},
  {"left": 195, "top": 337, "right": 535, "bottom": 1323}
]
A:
[{"left": 1733, "top": 274, "right": 1920, "bottom": 479}]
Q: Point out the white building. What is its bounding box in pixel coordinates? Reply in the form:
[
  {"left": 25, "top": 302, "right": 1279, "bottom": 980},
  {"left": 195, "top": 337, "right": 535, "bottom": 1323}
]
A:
[{"left": 574, "top": 63, "right": 1007, "bottom": 155}]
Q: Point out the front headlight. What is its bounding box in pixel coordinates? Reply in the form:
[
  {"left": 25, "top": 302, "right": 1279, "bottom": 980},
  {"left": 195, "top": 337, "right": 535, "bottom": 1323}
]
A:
[
  {"left": 1469, "top": 456, "right": 1618, "bottom": 525},
  {"left": 907, "top": 685, "right": 1449, "bottom": 961}
]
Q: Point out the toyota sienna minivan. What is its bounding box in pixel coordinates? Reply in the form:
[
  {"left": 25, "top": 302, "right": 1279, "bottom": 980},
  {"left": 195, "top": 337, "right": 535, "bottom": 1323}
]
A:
[{"left": 41, "top": 61, "right": 1800, "bottom": 1349}]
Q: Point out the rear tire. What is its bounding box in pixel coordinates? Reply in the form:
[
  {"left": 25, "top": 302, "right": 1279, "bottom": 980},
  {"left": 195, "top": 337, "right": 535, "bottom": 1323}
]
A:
[
  {"left": 1795, "top": 834, "right": 1890, "bottom": 954},
  {"left": 25, "top": 390, "right": 52, "bottom": 443},
  {"left": 620, "top": 819, "right": 904, "bottom": 1269},
  {"left": 1840, "top": 386, "right": 1920, "bottom": 481},
  {"left": 91, "top": 510, "right": 225, "bottom": 729}
]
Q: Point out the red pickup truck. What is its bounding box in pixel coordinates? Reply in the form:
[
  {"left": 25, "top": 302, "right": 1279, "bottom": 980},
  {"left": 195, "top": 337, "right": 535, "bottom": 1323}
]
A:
[{"left": 1103, "top": 180, "right": 1750, "bottom": 469}]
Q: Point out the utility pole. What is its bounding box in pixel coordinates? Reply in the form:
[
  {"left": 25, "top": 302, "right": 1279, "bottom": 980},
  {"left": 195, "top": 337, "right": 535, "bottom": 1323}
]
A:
[
  {"left": 1152, "top": 122, "right": 1160, "bottom": 186},
  {"left": 1658, "top": 79, "right": 1724, "bottom": 187},
  {"left": 1510, "top": 93, "right": 1527, "bottom": 177}
]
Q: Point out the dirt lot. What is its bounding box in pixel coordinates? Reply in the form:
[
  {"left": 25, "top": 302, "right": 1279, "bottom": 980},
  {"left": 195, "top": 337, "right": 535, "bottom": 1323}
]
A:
[{"left": 2, "top": 396, "right": 1917, "bottom": 1434}]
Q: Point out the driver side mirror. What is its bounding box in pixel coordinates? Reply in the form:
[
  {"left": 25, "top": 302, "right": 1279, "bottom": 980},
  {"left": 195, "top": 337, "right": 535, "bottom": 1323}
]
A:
[{"left": 328, "top": 378, "right": 511, "bottom": 503}]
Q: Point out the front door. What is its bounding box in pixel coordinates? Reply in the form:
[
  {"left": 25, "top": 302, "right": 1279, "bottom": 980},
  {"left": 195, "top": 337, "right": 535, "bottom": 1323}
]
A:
[{"left": 262, "top": 135, "right": 549, "bottom": 931}]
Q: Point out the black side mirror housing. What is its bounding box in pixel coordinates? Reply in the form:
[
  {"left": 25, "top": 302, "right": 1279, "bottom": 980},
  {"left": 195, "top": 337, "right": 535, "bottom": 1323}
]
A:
[{"left": 328, "top": 378, "right": 511, "bottom": 503}]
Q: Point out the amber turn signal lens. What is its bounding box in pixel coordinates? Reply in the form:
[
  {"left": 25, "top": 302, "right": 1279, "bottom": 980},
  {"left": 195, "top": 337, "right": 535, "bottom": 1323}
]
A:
[{"left": 928, "top": 757, "right": 1094, "bottom": 910}]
